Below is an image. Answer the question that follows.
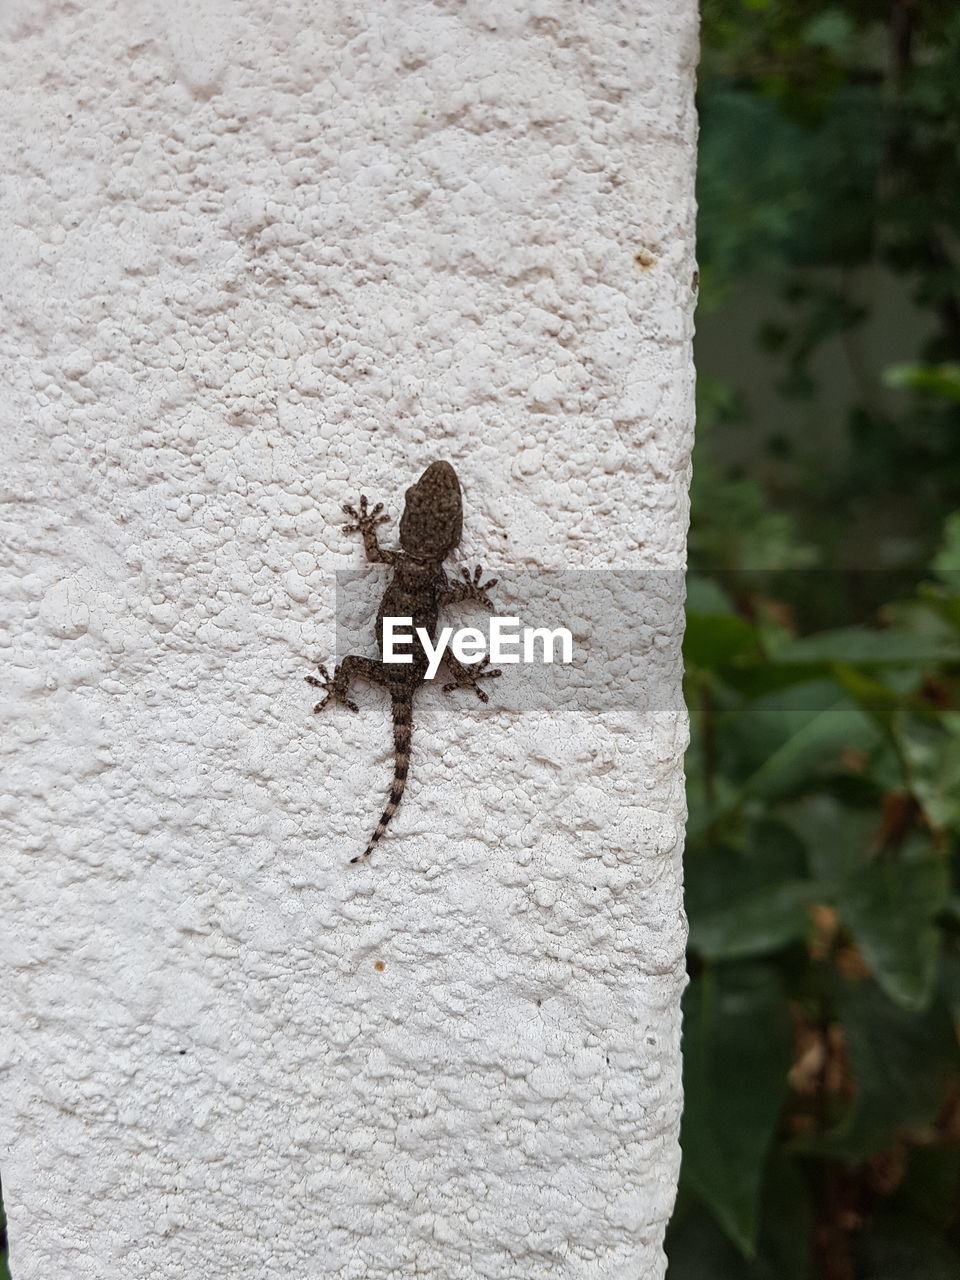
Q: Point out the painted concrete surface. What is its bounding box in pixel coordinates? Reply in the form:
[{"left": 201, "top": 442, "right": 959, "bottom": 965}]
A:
[{"left": 0, "top": 2, "right": 696, "bottom": 1276}]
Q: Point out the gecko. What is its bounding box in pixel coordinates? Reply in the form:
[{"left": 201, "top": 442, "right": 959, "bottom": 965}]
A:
[{"left": 306, "top": 460, "right": 500, "bottom": 863}]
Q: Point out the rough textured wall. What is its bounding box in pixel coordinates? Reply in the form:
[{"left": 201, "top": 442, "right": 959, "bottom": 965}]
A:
[{"left": 0, "top": 1, "right": 697, "bottom": 1277}]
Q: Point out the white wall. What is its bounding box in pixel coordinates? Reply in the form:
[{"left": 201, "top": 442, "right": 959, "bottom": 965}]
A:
[{"left": 0, "top": 2, "right": 697, "bottom": 1277}]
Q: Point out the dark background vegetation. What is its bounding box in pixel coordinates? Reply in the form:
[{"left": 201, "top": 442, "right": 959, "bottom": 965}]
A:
[
  {"left": 670, "top": 2, "right": 960, "bottom": 1277},
  {"left": 2, "top": 5, "right": 958, "bottom": 1278}
]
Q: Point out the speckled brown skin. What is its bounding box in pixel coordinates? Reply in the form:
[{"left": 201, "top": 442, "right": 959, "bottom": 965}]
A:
[{"left": 306, "top": 461, "right": 499, "bottom": 863}]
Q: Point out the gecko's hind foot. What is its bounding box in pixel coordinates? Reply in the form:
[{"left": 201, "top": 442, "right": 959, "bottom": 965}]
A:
[
  {"left": 442, "top": 657, "right": 502, "bottom": 703},
  {"left": 342, "top": 494, "right": 389, "bottom": 536},
  {"left": 304, "top": 663, "right": 359, "bottom": 714}
]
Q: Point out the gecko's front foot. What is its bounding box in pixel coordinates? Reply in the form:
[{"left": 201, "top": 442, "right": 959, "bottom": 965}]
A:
[
  {"left": 442, "top": 656, "right": 502, "bottom": 704},
  {"left": 456, "top": 563, "right": 499, "bottom": 610},
  {"left": 305, "top": 663, "right": 359, "bottom": 714},
  {"left": 342, "top": 494, "right": 389, "bottom": 537}
]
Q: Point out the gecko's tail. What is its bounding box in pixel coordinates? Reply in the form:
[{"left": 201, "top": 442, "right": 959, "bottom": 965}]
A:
[{"left": 351, "top": 690, "right": 413, "bottom": 863}]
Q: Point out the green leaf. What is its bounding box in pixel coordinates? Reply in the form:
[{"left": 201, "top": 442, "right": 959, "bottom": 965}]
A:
[
  {"left": 883, "top": 361, "right": 960, "bottom": 402},
  {"left": 666, "top": 1196, "right": 755, "bottom": 1280},
  {"left": 884, "top": 592, "right": 960, "bottom": 641},
  {"left": 832, "top": 665, "right": 901, "bottom": 734},
  {"left": 802, "top": 10, "right": 855, "bottom": 54},
  {"left": 776, "top": 627, "right": 960, "bottom": 665},
  {"left": 735, "top": 703, "right": 878, "bottom": 806},
  {"left": 938, "top": 943, "right": 960, "bottom": 1027},
  {"left": 915, "top": 581, "right": 960, "bottom": 634},
  {"left": 931, "top": 513, "right": 960, "bottom": 575},
  {"left": 667, "top": 1154, "right": 812, "bottom": 1280},
  {"left": 685, "top": 572, "right": 738, "bottom": 616},
  {"left": 779, "top": 794, "right": 879, "bottom": 883},
  {"left": 836, "top": 843, "right": 949, "bottom": 1010},
  {"left": 856, "top": 1214, "right": 960, "bottom": 1280},
  {"left": 681, "top": 964, "right": 792, "bottom": 1255},
  {"left": 751, "top": 1154, "right": 814, "bottom": 1280},
  {"left": 810, "top": 979, "right": 960, "bottom": 1158},
  {"left": 689, "top": 879, "right": 819, "bottom": 961},
  {"left": 898, "top": 709, "right": 960, "bottom": 831},
  {"left": 685, "top": 822, "right": 807, "bottom": 925},
  {"left": 685, "top": 611, "right": 760, "bottom": 670},
  {"left": 687, "top": 680, "right": 882, "bottom": 837}
]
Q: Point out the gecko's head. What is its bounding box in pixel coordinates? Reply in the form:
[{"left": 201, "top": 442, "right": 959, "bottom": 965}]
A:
[{"left": 399, "top": 460, "right": 463, "bottom": 560}]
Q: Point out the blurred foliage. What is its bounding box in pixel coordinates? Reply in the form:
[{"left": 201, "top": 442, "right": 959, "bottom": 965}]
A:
[
  {"left": 673, "top": 551, "right": 960, "bottom": 1278},
  {"left": 673, "top": 2, "right": 960, "bottom": 1277},
  {"left": 692, "top": 0, "right": 960, "bottom": 606}
]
